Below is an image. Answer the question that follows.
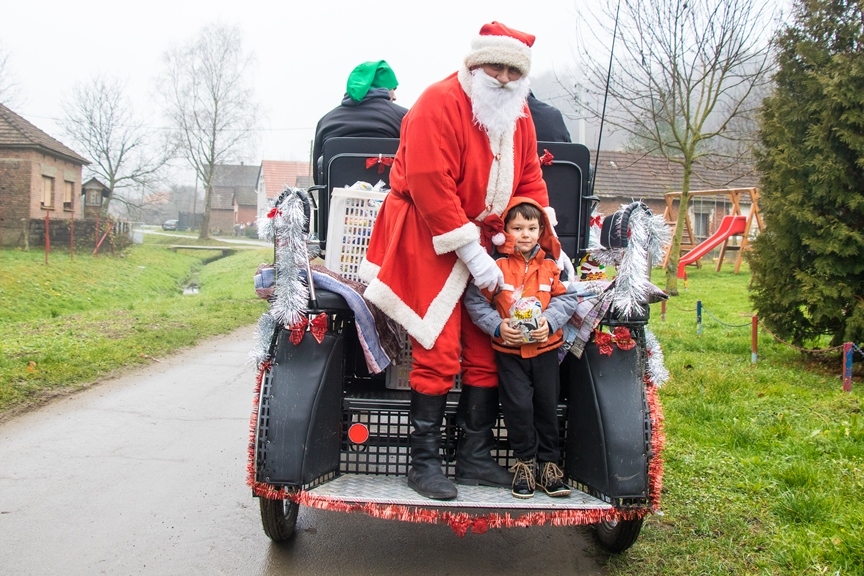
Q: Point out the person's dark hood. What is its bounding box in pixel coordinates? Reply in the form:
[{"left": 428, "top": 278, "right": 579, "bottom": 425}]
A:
[{"left": 340, "top": 87, "right": 393, "bottom": 107}]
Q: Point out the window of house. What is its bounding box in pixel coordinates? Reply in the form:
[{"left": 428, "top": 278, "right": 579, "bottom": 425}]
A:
[
  {"left": 693, "top": 212, "right": 711, "bottom": 242},
  {"left": 85, "top": 189, "right": 102, "bottom": 206},
  {"left": 41, "top": 176, "right": 55, "bottom": 208},
  {"left": 63, "top": 181, "right": 75, "bottom": 211}
]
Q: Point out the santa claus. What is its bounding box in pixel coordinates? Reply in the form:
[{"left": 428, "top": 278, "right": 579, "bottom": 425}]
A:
[{"left": 360, "top": 21, "right": 569, "bottom": 500}]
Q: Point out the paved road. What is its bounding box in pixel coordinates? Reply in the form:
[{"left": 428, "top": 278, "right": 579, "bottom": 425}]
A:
[{"left": 0, "top": 327, "right": 607, "bottom": 576}]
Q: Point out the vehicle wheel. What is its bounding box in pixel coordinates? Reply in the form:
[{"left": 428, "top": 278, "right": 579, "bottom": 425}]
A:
[
  {"left": 594, "top": 518, "right": 643, "bottom": 553},
  {"left": 259, "top": 496, "right": 299, "bottom": 542}
]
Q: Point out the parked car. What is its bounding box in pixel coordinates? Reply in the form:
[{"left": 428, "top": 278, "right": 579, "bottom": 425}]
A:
[{"left": 162, "top": 219, "right": 181, "bottom": 231}]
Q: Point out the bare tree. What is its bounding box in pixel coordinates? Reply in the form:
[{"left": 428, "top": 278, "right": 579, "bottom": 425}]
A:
[
  {"left": 0, "top": 41, "right": 22, "bottom": 106},
  {"left": 575, "top": 0, "right": 775, "bottom": 294},
  {"left": 158, "top": 23, "right": 259, "bottom": 240},
  {"left": 61, "top": 75, "right": 169, "bottom": 217}
]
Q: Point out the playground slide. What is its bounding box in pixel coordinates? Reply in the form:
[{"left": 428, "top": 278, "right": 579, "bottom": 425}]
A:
[{"left": 677, "top": 215, "right": 747, "bottom": 278}]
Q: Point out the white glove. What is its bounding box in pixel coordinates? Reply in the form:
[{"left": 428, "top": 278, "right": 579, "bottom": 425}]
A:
[
  {"left": 456, "top": 241, "right": 504, "bottom": 292},
  {"left": 557, "top": 249, "right": 576, "bottom": 284}
]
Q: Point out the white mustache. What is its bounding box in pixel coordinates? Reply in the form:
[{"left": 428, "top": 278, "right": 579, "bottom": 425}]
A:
[{"left": 475, "top": 72, "right": 518, "bottom": 91}]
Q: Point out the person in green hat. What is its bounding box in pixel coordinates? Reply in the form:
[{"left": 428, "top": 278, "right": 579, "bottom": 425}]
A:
[{"left": 312, "top": 60, "right": 408, "bottom": 184}]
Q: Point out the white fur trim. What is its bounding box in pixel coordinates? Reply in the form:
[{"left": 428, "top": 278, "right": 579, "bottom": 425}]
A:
[
  {"left": 484, "top": 129, "right": 516, "bottom": 219},
  {"left": 544, "top": 206, "right": 558, "bottom": 227},
  {"left": 432, "top": 222, "right": 480, "bottom": 254},
  {"left": 539, "top": 284, "right": 551, "bottom": 292},
  {"left": 364, "top": 261, "right": 471, "bottom": 350},
  {"left": 358, "top": 257, "right": 380, "bottom": 284},
  {"left": 464, "top": 35, "right": 532, "bottom": 76},
  {"left": 501, "top": 283, "right": 515, "bottom": 291},
  {"left": 492, "top": 232, "right": 505, "bottom": 246}
]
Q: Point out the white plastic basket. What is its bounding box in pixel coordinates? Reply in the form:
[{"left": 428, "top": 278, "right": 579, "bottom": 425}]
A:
[
  {"left": 323, "top": 184, "right": 461, "bottom": 391},
  {"left": 324, "top": 186, "right": 386, "bottom": 282}
]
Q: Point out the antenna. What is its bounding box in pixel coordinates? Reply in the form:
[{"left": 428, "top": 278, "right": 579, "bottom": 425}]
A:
[{"left": 591, "top": 0, "right": 621, "bottom": 196}]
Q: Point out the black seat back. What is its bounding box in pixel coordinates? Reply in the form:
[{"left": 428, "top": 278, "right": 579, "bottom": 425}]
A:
[
  {"left": 316, "top": 137, "right": 400, "bottom": 251},
  {"left": 537, "top": 141, "right": 594, "bottom": 258}
]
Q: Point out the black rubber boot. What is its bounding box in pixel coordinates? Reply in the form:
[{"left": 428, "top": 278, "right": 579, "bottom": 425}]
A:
[
  {"left": 407, "top": 390, "right": 458, "bottom": 500},
  {"left": 454, "top": 385, "right": 513, "bottom": 487}
]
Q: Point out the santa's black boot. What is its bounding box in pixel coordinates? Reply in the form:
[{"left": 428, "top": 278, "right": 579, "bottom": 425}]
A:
[
  {"left": 454, "top": 385, "right": 513, "bottom": 487},
  {"left": 407, "top": 390, "right": 458, "bottom": 500}
]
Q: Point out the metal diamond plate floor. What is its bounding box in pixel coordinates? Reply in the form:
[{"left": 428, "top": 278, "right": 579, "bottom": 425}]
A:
[{"left": 308, "top": 475, "right": 613, "bottom": 510}]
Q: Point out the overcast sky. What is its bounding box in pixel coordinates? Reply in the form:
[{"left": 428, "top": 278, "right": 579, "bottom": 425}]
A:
[{"left": 1, "top": 0, "right": 595, "bottom": 177}]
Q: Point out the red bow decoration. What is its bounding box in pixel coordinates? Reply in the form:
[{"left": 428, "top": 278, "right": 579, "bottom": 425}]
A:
[
  {"left": 287, "top": 313, "right": 329, "bottom": 345},
  {"left": 593, "top": 327, "right": 635, "bottom": 355},
  {"left": 590, "top": 215, "right": 603, "bottom": 228},
  {"left": 309, "top": 313, "right": 328, "bottom": 343},
  {"left": 478, "top": 214, "right": 505, "bottom": 249},
  {"left": 613, "top": 326, "right": 635, "bottom": 350},
  {"left": 539, "top": 149, "right": 555, "bottom": 165},
  {"left": 365, "top": 155, "right": 395, "bottom": 174},
  {"left": 267, "top": 207, "right": 281, "bottom": 219}
]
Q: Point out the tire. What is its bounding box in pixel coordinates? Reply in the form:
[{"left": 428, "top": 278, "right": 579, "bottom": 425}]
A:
[
  {"left": 259, "top": 496, "right": 299, "bottom": 542},
  {"left": 594, "top": 518, "right": 643, "bottom": 553}
]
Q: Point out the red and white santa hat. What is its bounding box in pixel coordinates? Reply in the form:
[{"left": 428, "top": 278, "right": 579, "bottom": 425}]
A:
[{"left": 464, "top": 21, "right": 535, "bottom": 77}]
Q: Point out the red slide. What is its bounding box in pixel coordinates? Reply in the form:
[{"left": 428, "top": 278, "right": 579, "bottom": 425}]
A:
[{"left": 677, "top": 215, "right": 747, "bottom": 278}]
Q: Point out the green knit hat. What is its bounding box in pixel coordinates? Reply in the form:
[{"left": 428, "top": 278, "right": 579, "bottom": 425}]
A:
[{"left": 345, "top": 60, "right": 399, "bottom": 102}]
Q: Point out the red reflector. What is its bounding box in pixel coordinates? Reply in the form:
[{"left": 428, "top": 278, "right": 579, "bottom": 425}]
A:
[{"left": 348, "top": 423, "right": 369, "bottom": 444}]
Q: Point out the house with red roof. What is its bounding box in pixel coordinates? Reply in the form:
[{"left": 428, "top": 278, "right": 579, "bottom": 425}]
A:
[
  {"left": 256, "top": 160, "right": 313, "bottom": 219},
  {"left": 0, "top": 103, "right": 90, "bottom": 246}
]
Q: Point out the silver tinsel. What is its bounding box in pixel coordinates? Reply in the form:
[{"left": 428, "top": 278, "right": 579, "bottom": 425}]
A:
[
  {"left": 589, "top": 203, "right": 671, "bottom": 317},
  {"left": 644, "top": 328, "right": 670, "bottom": 386},
  {"left": 249, "top": 312, "right": 278, "bottom": 368},
  {"left": 268, "top": 191, "right": 312, "bottom": 327}
]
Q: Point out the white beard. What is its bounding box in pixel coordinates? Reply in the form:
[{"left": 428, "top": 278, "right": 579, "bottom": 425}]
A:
[{"left": 469, "top": 68, "right": 531, "bottom": 139}]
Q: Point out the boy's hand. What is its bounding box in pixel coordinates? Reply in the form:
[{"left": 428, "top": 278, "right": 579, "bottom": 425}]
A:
[
  {"left": 530, "top": 317, "right": 549, "bottom": 342},
  {"left": 499, "top": 319, "right": 524, "bottom": 346}
]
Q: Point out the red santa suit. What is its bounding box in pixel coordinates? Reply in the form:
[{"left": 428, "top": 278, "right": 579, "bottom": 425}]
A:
[{"left": 360, "top": 68, "right": 549, "bottom": 395}]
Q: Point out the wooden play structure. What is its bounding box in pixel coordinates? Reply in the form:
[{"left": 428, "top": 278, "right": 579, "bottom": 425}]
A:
[{"left": 662, "top": 187, "right": 764, "bottom": 275}]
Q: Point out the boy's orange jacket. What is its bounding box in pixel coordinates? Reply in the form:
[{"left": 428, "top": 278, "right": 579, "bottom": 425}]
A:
[{"left": 479, "top": 197, "right": 568, "bottom": 358}]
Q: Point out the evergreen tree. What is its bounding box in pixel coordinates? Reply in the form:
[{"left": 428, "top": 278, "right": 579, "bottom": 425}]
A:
[{"left": 750, "top": 0, "right": 864, "bottom": 345}]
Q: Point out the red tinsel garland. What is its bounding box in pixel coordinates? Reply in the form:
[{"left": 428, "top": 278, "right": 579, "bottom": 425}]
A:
[{"left": 245, "top": 360, "right": 667, "bottom": 536}]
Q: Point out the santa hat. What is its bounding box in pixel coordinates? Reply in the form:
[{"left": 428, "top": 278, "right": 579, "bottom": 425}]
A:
[{"left": 464, "top": 21, "right": 535, "bottom": 76}]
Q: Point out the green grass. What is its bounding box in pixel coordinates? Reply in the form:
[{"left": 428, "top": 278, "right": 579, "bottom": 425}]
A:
[
  {"left": 0, "top": 240, "right": 271, "bottom": 413},
  {"left": 605, "top": 262, "right": 863, "bottom": 575}
]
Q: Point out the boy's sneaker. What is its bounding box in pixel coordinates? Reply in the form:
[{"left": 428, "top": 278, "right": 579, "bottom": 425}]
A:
[
  {"left": 539, "top": 461, "right": 571, "bottom": 497},
  {"left": 510, "top": 458, "right": 536, "bottom": 499}
]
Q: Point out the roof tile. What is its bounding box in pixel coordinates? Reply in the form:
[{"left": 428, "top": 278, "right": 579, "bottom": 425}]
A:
[{"left": 0, "top": 103, "right": 90, "bottom": 164}]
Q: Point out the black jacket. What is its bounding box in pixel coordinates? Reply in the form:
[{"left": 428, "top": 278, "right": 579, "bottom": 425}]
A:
[
  {"left": 312, "top": 88, "right": 408, "bottom": 184},
  {"left": 527, "top": 93, "right": 571, "bottom": 143}
]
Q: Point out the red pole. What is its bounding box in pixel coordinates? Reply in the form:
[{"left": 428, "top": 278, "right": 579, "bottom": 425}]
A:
[
  {"left": 842, "top": 342, "right": 853, "bottom": 392},
  {"left": 44, "top": 210, "right": 50, "bottom": 265},
  {"left": 751, "top": 316, "right": 758, "bottom": 364},
  {"left": 661, "top": 300, "right": 666, "bottom": 322}
]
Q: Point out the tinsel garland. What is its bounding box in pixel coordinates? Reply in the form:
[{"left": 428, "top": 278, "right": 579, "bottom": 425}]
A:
[
  {"left": 588, "top": 203, "right": 671, "bottom": 317},
  {"left": 249, "top": 312, "right": 278, "bottom": 369},
  {"left": 258, "top": 190, "right": 311, "bottom": 328},
  {"left": 645, "top": 381, "right": 666, "bottom": 510},
  {"left": 249, "top": 189, "right": 316, "bottom": 369},
  {"left": 645, "top": 328, "right": 670, "bottom": 387},
  {"left": 245, "top": 360, "right": 667, "bottom": 535}
]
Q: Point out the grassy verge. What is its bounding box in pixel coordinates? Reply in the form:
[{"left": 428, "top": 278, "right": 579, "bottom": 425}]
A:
[
  {"left": 0, "top": 241, "right": 270, "bottom": 415},
  {"left": 606, "top": 263, "right": 863, "bottom": 575}
]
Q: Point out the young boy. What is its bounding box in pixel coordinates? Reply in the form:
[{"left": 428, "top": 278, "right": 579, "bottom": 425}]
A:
[{"left": 464, "top": 198, "right": 580, "bottom": 498}]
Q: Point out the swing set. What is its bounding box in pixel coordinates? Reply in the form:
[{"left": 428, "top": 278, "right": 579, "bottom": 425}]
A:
[{"left": 661, "top": 187, "right": 764, "bottom": 276}]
